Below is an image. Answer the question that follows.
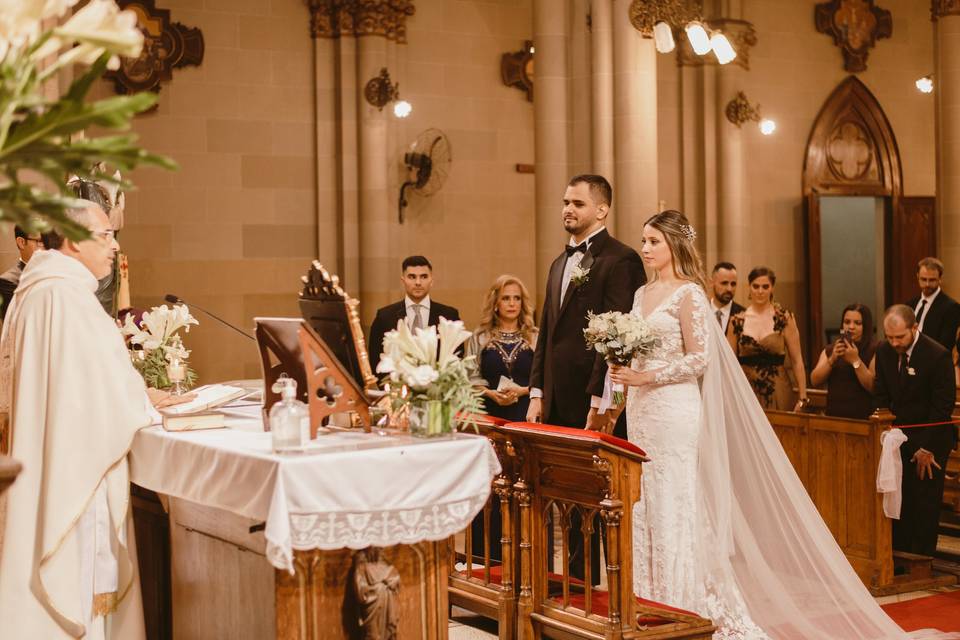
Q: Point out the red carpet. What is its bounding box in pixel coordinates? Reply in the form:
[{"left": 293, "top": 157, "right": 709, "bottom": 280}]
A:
[{"left": 882, "top": 590, "right": 960, "bottom": 632}]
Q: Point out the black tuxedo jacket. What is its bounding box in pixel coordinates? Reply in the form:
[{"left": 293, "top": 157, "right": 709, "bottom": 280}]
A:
[
  {"left": 906, "top": 291, "right": 960, "bottom": 352},
  {"left": 530, "top": 228, "right": 646, "bottom": 427},
  {"left": 874, "top": 333, "right": 957, "bottom": 459},
  {"left": 367, "top": 299, "right": 461, "bottom": 372}
]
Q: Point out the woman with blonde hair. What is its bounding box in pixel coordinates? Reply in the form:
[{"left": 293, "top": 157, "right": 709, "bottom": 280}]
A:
[{"left": 466, "top": 274, "right": 538, "bottom": 422}]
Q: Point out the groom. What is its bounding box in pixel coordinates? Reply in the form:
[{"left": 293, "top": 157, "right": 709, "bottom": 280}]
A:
[{"left": 527, "top": 174, "right": 645, "bottom": 435}]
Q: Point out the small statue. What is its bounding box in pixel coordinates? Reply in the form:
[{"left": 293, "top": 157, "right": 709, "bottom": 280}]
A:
[{"left": 349, "top": 547, "right": 400, "bottom": 640}]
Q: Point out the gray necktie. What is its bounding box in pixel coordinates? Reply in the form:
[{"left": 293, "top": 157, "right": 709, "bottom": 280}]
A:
[{"left": 411, "top": 304, "right": 425, "bottom": 330}]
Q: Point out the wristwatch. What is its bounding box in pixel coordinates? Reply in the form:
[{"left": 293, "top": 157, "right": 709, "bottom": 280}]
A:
[{"left": 852, "top": 360, "right": 862, "bottom": 370}]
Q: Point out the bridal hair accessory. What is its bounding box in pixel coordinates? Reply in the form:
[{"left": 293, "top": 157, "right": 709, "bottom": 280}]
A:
[{"left": 681, "top": 224, "right": 697, "bottom": 241}]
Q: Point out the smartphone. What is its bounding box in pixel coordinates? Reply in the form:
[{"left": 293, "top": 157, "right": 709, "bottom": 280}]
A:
[{"left": 840, "top": 329, "right": 853, "bottom": 344}]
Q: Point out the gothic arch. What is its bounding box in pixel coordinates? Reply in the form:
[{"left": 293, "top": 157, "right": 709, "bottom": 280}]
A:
[{"left": 802, "top": 76, "right": 904, "bottom": 355}]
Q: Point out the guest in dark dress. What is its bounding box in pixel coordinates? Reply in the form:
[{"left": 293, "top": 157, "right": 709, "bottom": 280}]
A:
[
  {"left": 465, "top": 275, "right": 538, "bottom": 562},
  {"left": 466, "top": 275, "right": 538, "bottom": 422},
  {"left": 810, "top": 303, "right": 878, "bottom": 419}
]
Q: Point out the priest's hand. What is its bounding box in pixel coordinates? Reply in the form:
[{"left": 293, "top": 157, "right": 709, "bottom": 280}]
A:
[
  {"left": 609, "top": 364, "right": 652, "bottom": 387},
  {"left": 147, "top": 387, "right": 197, "bottom": 409},
  {"left": 526, "top": 398, "right": 542, "bottom": 423},
  {"left": 912, "top": 448, "right": 942, "bottom": 481}
]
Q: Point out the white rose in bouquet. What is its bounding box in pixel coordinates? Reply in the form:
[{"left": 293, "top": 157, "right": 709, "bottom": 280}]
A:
[{"left": 583, "top": 310, "right": 659, "bottom": 405}]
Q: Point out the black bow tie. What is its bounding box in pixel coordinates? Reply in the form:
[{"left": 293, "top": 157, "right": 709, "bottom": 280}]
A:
[{"left": 565, "top": 242, "right": 587, "bottom": 257}]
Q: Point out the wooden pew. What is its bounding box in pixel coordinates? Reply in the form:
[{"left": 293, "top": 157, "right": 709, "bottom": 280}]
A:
[
  {"left": 766, "top": 409, "right": 956, "bottom": 595},
  {"left": 500, "top": 422, "right": 715, "bottom": 640}
]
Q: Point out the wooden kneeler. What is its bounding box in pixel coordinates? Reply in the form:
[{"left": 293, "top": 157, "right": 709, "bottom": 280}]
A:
[{"left": 298, "top": 321, "right": 371, "bottom": 436}]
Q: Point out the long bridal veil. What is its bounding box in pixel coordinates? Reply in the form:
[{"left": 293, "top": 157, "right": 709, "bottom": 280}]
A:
[{"left": 696, "top": 317, "right": 958, "bottom": 639}]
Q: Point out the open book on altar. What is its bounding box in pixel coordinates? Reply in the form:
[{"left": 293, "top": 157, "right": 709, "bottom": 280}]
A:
[{"left": 160, "top": 384, "right": 248, "bottom": 431}]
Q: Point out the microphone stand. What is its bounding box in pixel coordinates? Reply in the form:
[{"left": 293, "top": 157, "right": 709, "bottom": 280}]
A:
[{"left": 164, "top": 294, "right": 256, "bottom": 342}]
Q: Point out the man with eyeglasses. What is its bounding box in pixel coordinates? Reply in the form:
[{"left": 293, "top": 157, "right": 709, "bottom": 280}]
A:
[{"left": 0, "top": 226, "right": 44, "bottom": 320}]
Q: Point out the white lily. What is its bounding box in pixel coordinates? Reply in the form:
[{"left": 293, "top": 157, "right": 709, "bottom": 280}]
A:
[
  {"left": 437, "top": 317, "right": 471, "bottom": 369},
  {"left": 33, "top": 0, "right": 143, "bottom": 75},
  {"left": 0, "top": 0, "right": 77, "bottom": 56}
]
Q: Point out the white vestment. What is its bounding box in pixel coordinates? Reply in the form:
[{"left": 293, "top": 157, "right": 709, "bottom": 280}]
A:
[{"left": 0, "top": 250, "right": 150, "bottom": 639}]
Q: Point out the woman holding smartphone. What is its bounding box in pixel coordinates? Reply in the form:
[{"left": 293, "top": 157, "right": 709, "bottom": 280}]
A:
[{"left": 810, "top": 303, "right": 878, "bottom": 419}]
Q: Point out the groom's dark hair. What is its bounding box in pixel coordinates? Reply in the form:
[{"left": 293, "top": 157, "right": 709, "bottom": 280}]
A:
[{"left": 568, "top": 174, "right": 612, "bottom": 207}]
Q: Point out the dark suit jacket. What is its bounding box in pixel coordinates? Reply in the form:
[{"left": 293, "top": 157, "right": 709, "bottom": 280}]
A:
[
  {"left": 906, "top": 291, "right": 960, "bottom": 352},
  {"left": 717, "top": 300, "right": 745, "bottom": 334},
  {"left": 368, "top": 299, "right": 461, "bottom": 372},
  {"left": 529, "top": 228, "right": 646, "bottom": 427},
  {"left": 874, "top": 333, "right": 957, "bottom": 460},
  {"left": 0, "top": 260, "right": 24, "bottom": 321}
]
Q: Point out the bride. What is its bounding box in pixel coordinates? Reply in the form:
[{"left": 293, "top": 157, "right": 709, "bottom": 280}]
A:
[{"left": 606, "top": 210, "right": 956, "bottom": 639}]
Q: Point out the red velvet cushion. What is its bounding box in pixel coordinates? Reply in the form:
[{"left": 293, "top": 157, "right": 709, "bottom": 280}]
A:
[{"left": 503, "top": 422, "right": 647, "bottom": 457}]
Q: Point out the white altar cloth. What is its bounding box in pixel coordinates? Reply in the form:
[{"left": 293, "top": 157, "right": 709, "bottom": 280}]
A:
[{"left": 129, "top": 415, "right": 500, "bottom": 573}]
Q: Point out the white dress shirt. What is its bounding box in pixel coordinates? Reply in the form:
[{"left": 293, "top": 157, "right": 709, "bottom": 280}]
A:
[
  {"left": 712, "top": 299, "right": 734, "bottom": 334},
  {"left": 405, "top": 295, "right": 431, "bottom": 330},
  {"left": 913, "top": 288, "right": 940, "bottom": 333}
]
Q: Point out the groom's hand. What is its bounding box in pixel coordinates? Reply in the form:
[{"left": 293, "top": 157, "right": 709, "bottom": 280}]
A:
[
  {"left": 526, "top": 398, "right": 542, "bottom": 423},
  {"left": 585, "top": 407, "right": 611, "bottom": 432}
]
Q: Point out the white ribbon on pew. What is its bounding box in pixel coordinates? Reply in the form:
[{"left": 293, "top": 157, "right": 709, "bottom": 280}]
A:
[{"left": 876, "top": 428, "right": 907, "bottom": 519}]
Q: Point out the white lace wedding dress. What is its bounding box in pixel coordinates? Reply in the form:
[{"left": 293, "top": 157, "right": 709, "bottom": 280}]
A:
[{"left": 623, "top": 282, "right": 957, "bottom": 640}]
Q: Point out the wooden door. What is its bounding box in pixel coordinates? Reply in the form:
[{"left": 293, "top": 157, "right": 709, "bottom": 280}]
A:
[{"left": 891, "top": 196, "right": 936, "bottom": 304}]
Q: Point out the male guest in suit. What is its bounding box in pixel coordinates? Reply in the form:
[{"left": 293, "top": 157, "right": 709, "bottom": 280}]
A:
[
  {"left": 710, "top": 261, "right": 744, "bottom": 334},
  {"left": 905, "top": 257, "right": 960, "bottom": 352},
  {"left": 526, "top": 174, "right": 645, "bottom": 583},
  {"left": 874, "top": 304, "right": 957, "bottom": 557},
  {"left": 368, "top": 255, "right": 460, "bottom": 372},
  {"left": 0, "top": 226, "right": 43, "bottom": 320}
]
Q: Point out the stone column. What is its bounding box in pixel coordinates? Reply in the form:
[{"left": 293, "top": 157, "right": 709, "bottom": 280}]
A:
[
  {"left": 935, "top": 2, "right": 960, "bottom": 279},
  {"left": 534, "top": 0, "right": 570, "bottom": 297},
  {"left": 716, "top": 65, "right": 747, "bottom": 271},
  {"left": 591, "top": 0, "right": 616, "bottom": 234},
  {"left": 612, "top": 0, "right": 658, "bottom": 248},
  {"left": 356, "top": 36, "right": 391, "bottom": 322}
]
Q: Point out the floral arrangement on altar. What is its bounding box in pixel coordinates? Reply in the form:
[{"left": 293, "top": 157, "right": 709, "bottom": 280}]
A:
[
  {"left": 583, "top": 310, "right": 658, "bottom": 405},
  {"left": 0, "top": 0, "right": 175, "bottom": 237},
  {"left": 376, "top": 317, "right": 485, "bottom": 436},
  {"left": 121, "top": 303, "right": 198, "bottom": 391}
]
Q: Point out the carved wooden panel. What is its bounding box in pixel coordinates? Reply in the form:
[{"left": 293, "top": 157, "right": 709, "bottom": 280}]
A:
[
  {"left": 893, "top": 197, "right": 937, "bottom": 303},
  {"left": 104, "top": 0, "right": 204, "bottom": 96},
  {"left": 815, "top": 0, "right": 892, "bottom": 73},
  {"left": 803, "top": 76, "right": 903, "bottom": 358},
  {"left": 308, "top": 0, "right": 416, "bottom": 42}
]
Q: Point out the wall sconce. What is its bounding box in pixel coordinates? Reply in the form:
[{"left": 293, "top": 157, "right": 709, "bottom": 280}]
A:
[
  {"left": 725, "top": 91, "right": 775, "bottom": 134},
  {"left": 364, "top": 67, "right": 412, "bottom": 117},
  {"left": 630, "top": 2, "right": 739, "bottom": 65},
  {"left": 916, "top": 75, "right": 933, "bottom": 94}
]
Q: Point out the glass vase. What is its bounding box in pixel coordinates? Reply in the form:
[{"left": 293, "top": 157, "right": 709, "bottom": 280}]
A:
[{"left": 409, "top": 399, "right": 452, "bottom": 438}]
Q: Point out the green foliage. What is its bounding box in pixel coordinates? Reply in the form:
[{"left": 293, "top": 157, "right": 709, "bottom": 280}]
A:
[
  {"left": 0, "top": 51, "right": 176, "bottom": 238},
  {"left": 131, "top": 347, "right": 197, "bottom": 391}
]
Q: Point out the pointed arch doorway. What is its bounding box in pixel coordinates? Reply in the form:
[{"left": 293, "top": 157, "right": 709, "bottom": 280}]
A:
[{"left": 802, "top": 76, "right": 934, "bottom": 357}]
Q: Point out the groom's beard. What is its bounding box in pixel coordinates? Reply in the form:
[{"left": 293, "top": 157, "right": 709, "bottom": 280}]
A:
[{"left": 714, "top": 290, "right": 734, "bottom": 305}]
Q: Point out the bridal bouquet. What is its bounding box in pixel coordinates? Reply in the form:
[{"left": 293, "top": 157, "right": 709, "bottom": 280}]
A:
[
  {"left": 121, "top": 303, "right": 198, "bottom": 390},
  {"left": 376, "top": 317, "right": 485, "bottom": 435},
  {"left": 583, "top": 310, "right": 658, "bottom": 405}
]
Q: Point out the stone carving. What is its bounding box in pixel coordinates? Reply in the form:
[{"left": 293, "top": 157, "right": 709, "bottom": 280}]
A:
[
  {"left": 308, "top": 0, "right": 416, "bottom": 42},
  {"left": 932, "top": 0, "right": 960, "bottom": 19},
  {"left": 349, "top": 547, "right": 401, "bottom": 640},
  {"left": 628, "top": 0, "right": 701, "bottom": 35},
  {"left": 826, "top": 121, "right": 875, "bottom": 181},
  {"left": 815, "top": 0, "right": 892, "bottom": 73},
  {"left": 104, "top": 0, "right": 204, "bottom": 96}
]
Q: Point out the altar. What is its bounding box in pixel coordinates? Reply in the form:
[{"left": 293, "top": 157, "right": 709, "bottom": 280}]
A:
[{"left": 129, "top": 407, "right": 500, "bottom": 639}]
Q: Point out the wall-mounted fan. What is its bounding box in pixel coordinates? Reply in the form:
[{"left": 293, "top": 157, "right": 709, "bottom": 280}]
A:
[{"left": 398, "top": 128, "right": 451, "bottom": 223}]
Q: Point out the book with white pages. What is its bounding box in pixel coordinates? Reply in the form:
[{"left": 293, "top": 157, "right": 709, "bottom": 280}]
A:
[
  {"left": 495, "top": 376, "right": 524, "bottom": 393},
  {"left": 159, "top": 383, "right": 246, "bottom": 417}
]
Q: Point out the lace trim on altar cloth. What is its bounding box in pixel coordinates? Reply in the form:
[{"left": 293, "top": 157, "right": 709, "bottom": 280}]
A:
[{"left": 265, "top": 493, "right": 490, "bottom": 568}]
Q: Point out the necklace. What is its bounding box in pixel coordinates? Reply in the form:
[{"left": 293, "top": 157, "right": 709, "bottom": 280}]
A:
[{"left": 489, "top": 329, "right": 529, "bottom": 377}]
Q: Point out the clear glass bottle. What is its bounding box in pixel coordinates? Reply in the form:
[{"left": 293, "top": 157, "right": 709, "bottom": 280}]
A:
[{"left": 270, "top": 377, "right": 310, "bottom": 453}]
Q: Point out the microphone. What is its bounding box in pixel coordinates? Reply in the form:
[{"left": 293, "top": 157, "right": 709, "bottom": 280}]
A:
[{"left": 164, "top": 294, "right": 256, "bottom": 342}]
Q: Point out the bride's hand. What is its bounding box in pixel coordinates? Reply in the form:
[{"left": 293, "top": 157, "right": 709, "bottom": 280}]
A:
[{"left": 609, "top": 364, "right": 653, "bottom": 387}]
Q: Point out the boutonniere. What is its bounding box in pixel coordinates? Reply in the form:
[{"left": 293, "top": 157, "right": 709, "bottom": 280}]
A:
[
  {"left": 569, "top": 264, "right": 590, "bottom": 288},
  {"left": 907, "top": 367, "right": 916, "bottom": 376}
]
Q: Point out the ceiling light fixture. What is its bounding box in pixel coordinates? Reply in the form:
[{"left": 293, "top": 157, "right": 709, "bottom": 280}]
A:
[
  {"left": 685, "top": 21, "right": 712, "bottom": 55},
  {"left": 710, "top": 32, "right": 737, "bottom": 65},
  {"left": 916, "top": 75, "right": 933, "bottom": 94},
  {"left": 653, "top": 21, "right": 676, "bottom": 53}
]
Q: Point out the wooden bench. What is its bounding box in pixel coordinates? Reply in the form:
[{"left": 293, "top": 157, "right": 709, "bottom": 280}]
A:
[{"left": 766, "top": 408, "right": 956, "bottom": 594}]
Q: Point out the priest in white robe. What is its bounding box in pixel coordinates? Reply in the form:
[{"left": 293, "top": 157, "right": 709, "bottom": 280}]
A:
[{"left": 0, "top": 201, "right": 155, "bottom": 638}]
